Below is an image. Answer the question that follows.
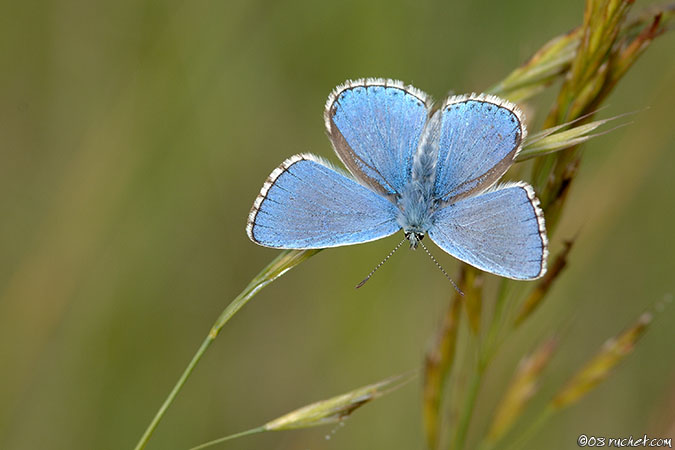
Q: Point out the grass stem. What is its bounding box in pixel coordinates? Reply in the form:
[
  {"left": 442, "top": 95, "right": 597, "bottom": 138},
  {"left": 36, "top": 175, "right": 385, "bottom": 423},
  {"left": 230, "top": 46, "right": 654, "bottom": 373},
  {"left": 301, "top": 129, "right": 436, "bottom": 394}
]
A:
[
  {"left": 132, "top": 250, "right": 319, "bottom": 450},
  {"left": 188, "top": 427, "right": 266, "bottom": 450},
  {"left": 451, "top": 362, "right": 485, "bottom": 450},
  {"left": 502, "top": 407, "right": 554, "bottom": 450}
]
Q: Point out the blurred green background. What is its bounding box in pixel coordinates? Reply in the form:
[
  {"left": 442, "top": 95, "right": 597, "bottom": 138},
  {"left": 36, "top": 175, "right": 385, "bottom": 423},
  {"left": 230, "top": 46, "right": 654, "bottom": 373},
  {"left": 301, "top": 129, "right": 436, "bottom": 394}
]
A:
[{"left": 1, "top": 1, "right": 674, "bottom": 449}]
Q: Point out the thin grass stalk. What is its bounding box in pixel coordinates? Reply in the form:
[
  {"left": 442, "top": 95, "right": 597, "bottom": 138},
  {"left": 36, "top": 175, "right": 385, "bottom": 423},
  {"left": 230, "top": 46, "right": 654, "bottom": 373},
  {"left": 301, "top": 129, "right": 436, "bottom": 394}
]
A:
[
  {"left": 485, "top": 337, "right": 558, "bottom": 444},
  {"left": 451, "top": 359, "right": 486, "bottom": 450},
  {"left": 189, "top": 428, "right": 266, "bottom": 450},
  {"left": 462, "top": 267, "right": 484, "bottom": 334},
  {"left": 422, "top": 267, "right": 486, "bottom": 449},
  {"left": 133, "top": 249, "right": 320, "bottom": 450},
  {"left": 501, "top": 406, "right": 554, "bottom": 450},
  {"left": 423, "top": 292, "right": 462, "bottom": 450},
  {"left": 450, "top": 278, "right": 518, "bottom": 450},
  {"left": 482, "top": 278, "right": 511, "bottom": 362},
  {"left": 480, "top": 281, "right": 532, "bottom": 370}
]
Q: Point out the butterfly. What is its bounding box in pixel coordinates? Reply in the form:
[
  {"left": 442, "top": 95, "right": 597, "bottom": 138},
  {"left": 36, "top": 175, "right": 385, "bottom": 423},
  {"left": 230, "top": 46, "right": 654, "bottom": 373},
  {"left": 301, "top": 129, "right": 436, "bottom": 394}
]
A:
[{"left": 246, "top": 78, "right": 548, "bottom": 280}]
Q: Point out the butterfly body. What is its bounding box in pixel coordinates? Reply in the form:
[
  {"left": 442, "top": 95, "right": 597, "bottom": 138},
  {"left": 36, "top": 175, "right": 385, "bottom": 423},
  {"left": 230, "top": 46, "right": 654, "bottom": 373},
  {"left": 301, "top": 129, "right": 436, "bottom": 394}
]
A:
[
  {"left": 247, "top": 79, "right": 548, "bottom": 280},
  {"left": 396, "top": 111, "right": 442, "bottom": 248}
]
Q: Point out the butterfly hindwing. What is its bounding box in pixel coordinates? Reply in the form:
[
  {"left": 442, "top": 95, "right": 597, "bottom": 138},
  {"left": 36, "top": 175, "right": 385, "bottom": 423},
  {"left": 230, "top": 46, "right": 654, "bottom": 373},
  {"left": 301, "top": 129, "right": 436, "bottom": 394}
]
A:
[
  {"left": 428, "top": 183, "right": 547, "bottom": 280},
  {"left": 325, "top": 78, "right": 430, "bottom": 197},
  {"left": 433, "top": 95, "right": 525, "bottom": 203},
  {"left": 247, "top": 154, "right": 400, "bottom": 249}
]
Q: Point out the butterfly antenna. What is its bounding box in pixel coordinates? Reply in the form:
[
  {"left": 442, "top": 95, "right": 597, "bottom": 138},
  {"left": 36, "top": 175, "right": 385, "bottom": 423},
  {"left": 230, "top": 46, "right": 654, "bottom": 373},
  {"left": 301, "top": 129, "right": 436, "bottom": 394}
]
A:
[
  {"left": 356, "top": 238, "right": 406, "bottom": 289},
  {"left": 419, "top": 241, "right": 464, "bottom": 296}
]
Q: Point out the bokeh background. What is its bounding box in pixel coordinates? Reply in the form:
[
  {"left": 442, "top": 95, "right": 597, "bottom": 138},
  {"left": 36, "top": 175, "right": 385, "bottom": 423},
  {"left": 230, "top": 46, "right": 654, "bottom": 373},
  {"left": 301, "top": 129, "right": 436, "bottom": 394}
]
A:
[{"left": 1, "top": 1, "right": 674, "bottom": 449}]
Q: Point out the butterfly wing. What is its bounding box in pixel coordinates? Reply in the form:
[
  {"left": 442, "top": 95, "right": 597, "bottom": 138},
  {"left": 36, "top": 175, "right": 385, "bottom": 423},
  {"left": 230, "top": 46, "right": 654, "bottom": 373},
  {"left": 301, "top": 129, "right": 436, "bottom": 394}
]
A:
[
  {"left": 428, "top": 183, "right": 547, "bottom": 280},
  {"left": 433, "top": 94, "right": 525, "bottom": 203},
  {"left": 325, "top": 78, "right": 431, "bottom": 197},
  {"left": 246, "top": 154, "right": 400, "bottom": 249}
]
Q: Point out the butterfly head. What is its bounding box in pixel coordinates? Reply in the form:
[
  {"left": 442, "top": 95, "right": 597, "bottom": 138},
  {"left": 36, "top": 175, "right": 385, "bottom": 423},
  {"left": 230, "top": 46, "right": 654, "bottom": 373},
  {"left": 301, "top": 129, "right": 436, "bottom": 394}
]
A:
[{"left": 404, "top": 230, "right": 425, "bottom": 250}]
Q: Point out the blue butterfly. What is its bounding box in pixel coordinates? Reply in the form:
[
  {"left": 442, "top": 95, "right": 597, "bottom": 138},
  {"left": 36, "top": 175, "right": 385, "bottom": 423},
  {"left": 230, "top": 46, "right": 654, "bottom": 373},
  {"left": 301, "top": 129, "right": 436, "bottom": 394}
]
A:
[{"left": 246, "top": 78, "right": 548, "bottom": 280}]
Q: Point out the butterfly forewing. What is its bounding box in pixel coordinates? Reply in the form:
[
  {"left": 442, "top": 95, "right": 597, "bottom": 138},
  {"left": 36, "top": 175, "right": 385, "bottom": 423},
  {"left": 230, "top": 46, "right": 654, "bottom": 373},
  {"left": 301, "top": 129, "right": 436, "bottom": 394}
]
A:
[
  {"left": 433, "top": 95, "right": 525, "bottom": 204},
  {"left": 246, "top": 154, "right": 400, "bottom": 249},
  {"left": 325, "top": 78, "right": 430, "bottom": 197}
]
